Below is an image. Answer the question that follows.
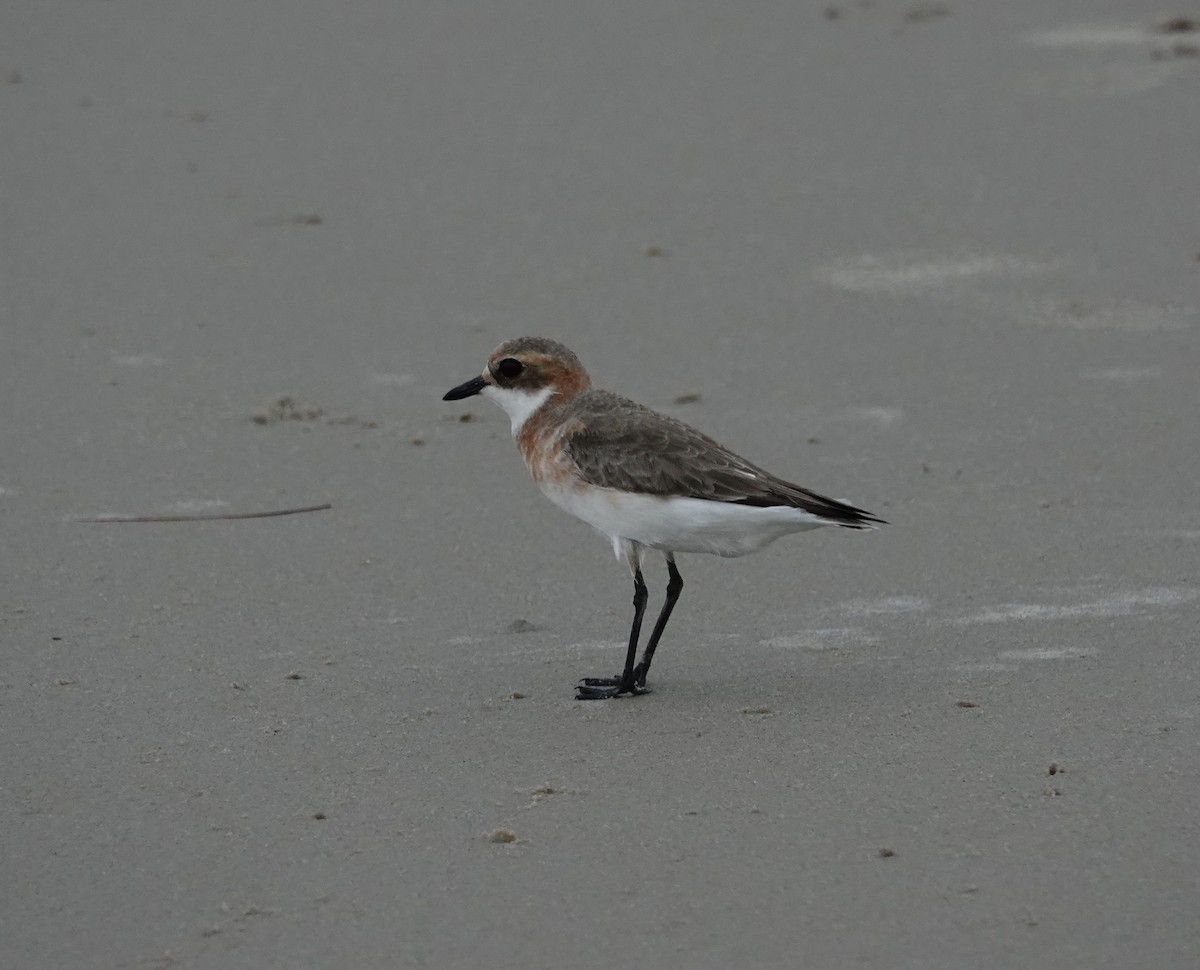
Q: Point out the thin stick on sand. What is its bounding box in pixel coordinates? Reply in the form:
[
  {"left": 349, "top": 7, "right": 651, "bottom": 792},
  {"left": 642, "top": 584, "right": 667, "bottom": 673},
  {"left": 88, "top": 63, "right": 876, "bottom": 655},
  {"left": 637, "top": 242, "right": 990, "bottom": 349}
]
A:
[{"left": 75, "top": 503, "right": 333, "bottom": 523}]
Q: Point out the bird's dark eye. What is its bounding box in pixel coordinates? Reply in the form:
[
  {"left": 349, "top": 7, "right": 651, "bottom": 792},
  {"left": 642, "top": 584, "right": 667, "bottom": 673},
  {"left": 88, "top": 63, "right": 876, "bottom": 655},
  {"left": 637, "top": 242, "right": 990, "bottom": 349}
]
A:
[{"left": 496, "top": 357, "right": 524, "bottom": 380}]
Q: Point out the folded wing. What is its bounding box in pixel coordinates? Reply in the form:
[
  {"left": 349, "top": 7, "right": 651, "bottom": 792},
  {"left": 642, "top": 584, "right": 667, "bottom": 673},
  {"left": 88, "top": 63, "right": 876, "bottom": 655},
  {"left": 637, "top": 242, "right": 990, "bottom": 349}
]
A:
[{"left": 564, "top": 391, "right": 885, "bottom": 529}]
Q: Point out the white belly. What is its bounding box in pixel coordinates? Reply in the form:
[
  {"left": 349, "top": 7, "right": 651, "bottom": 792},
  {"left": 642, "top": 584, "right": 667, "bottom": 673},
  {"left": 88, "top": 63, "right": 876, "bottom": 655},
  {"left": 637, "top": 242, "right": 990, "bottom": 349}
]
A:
[{"left": 540, "top": 482, "right": 831, "bottom": 558}]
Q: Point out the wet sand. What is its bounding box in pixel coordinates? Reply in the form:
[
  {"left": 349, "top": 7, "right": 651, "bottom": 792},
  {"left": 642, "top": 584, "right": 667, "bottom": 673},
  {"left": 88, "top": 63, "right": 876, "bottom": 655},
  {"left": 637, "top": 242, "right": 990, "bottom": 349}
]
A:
[{"left": 2, "top": 2, "right": 1198, "bottom": 967}]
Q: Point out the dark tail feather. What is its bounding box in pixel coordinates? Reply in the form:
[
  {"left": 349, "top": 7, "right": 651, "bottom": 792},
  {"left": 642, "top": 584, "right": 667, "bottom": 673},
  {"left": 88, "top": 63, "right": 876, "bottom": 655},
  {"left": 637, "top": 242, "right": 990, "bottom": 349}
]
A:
[{"left": 733, "top": 486, "right": 887, "bottom": 529}]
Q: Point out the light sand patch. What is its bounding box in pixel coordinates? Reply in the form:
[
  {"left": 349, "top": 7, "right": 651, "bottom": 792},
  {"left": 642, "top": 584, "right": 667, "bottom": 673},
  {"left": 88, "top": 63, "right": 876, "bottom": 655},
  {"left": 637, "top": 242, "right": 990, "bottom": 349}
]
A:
[
  {"left": 954, "top": 662, "right": 1017, "bottom": 673},
  {"left": 814, "top": 252, "right": 1045, "bottom": 293},
  {"left": 1022, "top": 299, "right": 1194, "bottom": 332},
  {"left": 836, "top": 595, "right": 928, "bottom": 616},
  {"left": 841, "top": 406, "right": 904, "bottom": 428},
  {"left": 760, "top": 628, "right": 879, "bottom": 651},
  {"left": 998, "top": 647, "right": 1100, "bottom": 661},
  {"left": 957, "top": 587, "right": 1197, "bottom": 625},
  {"left": 447, "top": 635, "right": 484, "bottom": 645},
  {"left": 1023, "top": 25, "right": 1152, "bottom": 49},
  {"left": 1080, "top": 367, "right": 1161, "bottom": 382},
  {"left": 1018, "top": 23, "right": 1189, "bottom": 97}
]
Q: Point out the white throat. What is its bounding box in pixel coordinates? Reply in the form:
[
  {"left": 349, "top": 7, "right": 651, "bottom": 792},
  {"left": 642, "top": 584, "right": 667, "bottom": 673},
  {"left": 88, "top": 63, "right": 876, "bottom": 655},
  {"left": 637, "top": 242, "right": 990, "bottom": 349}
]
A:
[{"left": 481, "top": 384, "right": 555, "bottom": 436}]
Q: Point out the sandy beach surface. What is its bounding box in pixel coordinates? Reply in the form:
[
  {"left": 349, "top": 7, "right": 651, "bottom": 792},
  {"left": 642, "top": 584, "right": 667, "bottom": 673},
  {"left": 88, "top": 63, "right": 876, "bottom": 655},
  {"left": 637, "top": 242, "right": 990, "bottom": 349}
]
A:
[{"left": 3, "top": 2, "right": 1198, "bottom": 967}]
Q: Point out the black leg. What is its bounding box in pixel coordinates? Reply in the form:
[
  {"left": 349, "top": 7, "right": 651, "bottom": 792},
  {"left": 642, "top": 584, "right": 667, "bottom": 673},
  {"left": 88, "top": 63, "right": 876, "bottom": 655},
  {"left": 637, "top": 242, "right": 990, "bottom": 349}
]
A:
[
  {"left": 576, "top": 568, "right": 651, "bottom": 700},
  {"left": 633, "top": 558, "right": 683, "bottom": 687}
]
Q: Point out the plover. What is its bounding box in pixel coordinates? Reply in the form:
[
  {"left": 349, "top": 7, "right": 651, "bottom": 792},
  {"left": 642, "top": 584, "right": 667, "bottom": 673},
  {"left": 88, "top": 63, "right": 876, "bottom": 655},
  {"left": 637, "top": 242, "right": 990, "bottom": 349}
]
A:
[{"left": 444, "top": 337, "right": 885, "bottom": 699}]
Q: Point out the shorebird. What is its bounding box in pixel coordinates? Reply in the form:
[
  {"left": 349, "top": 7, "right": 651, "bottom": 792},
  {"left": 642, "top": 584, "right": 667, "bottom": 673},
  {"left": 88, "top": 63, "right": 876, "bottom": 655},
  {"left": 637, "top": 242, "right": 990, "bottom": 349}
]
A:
[{"left": 444, "top": 337, "right": 885, "bottom": 698}]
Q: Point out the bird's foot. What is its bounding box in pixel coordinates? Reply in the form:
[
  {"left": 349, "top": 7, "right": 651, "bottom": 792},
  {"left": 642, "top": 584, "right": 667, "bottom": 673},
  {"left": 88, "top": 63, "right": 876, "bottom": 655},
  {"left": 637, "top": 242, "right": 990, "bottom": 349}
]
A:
[{"left": 575, "top": 674, "right": 651, "bottom": 700}]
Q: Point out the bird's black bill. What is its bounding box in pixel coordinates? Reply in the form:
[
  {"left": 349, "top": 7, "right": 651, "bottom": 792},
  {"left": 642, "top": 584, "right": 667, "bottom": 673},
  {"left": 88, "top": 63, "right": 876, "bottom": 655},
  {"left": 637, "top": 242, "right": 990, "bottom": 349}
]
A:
[{"left": 442, "top": 375, "right": 487, "bottom": 401}]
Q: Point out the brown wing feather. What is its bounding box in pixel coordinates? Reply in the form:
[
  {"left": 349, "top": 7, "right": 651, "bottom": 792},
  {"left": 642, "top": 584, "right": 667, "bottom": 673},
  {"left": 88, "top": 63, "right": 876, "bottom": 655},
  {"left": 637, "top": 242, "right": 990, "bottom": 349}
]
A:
[{"left": 563, "top": 390, "right": 884, "bottom": 528}]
